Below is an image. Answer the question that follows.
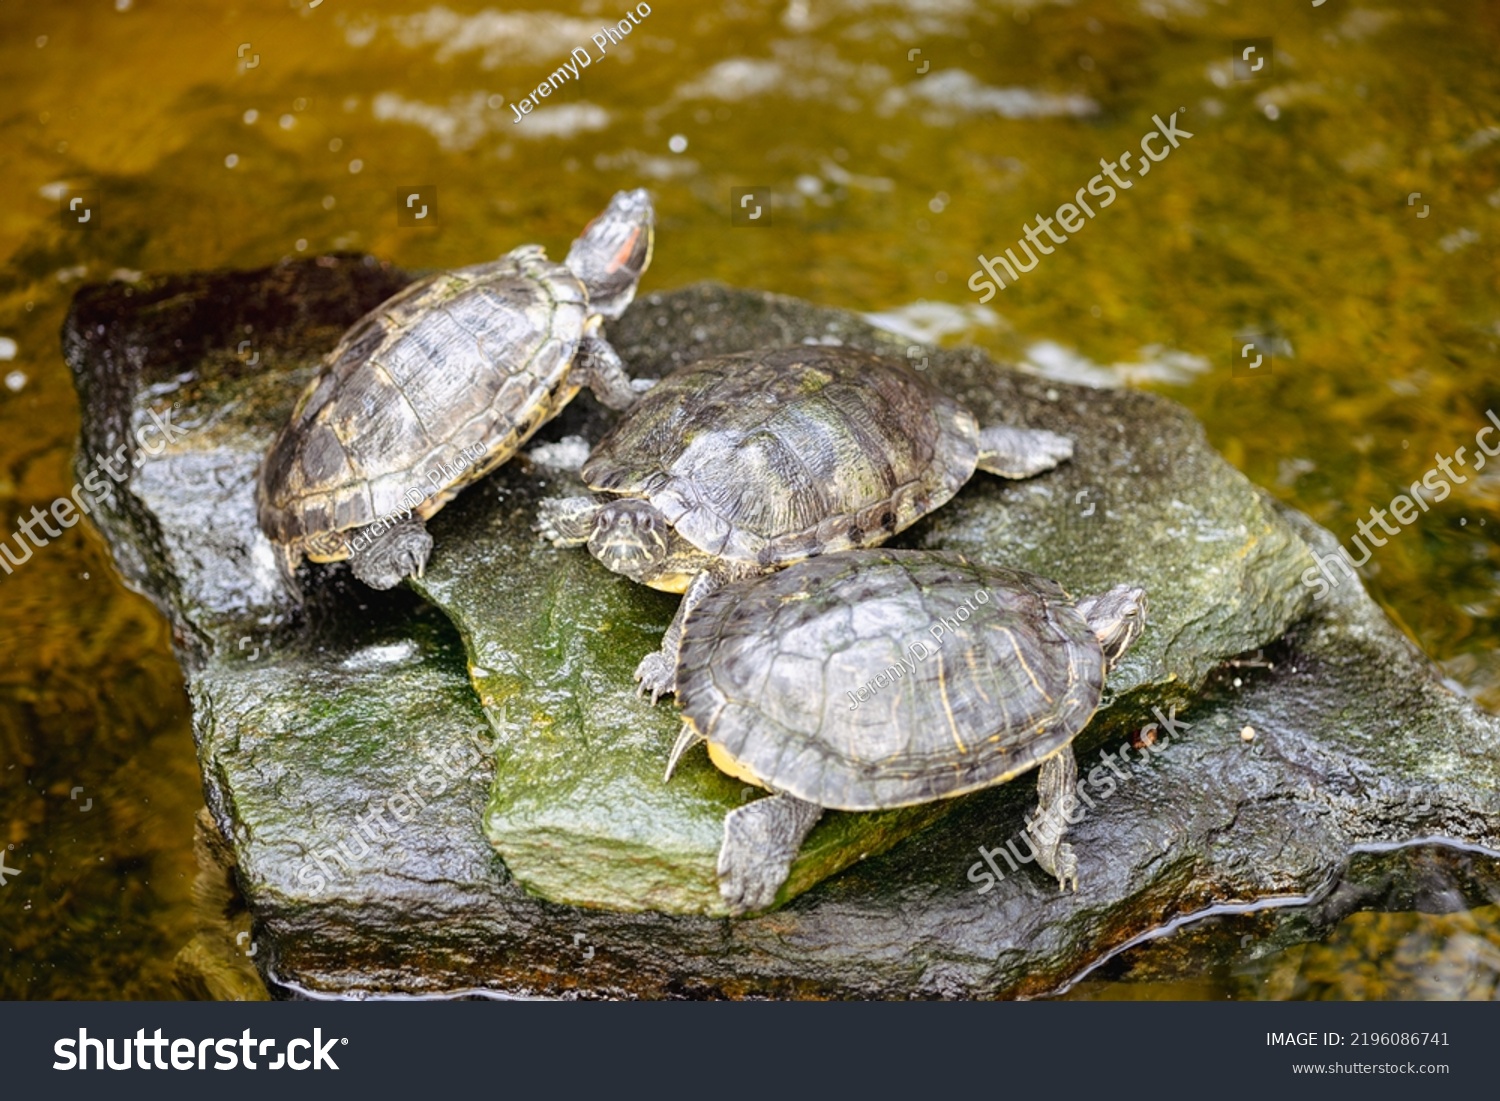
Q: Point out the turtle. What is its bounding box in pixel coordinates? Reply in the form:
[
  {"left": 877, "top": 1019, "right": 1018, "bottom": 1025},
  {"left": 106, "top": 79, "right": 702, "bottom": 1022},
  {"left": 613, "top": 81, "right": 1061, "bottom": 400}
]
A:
[
  {"left": 662, "top": 548, "right": 1148, "bottom": 914},
  {"left": 257, "top": 188, "right": 656, "bottom": 591},
  {"left": 536, "top": 345, "right": 1074, "bottom": 700}
]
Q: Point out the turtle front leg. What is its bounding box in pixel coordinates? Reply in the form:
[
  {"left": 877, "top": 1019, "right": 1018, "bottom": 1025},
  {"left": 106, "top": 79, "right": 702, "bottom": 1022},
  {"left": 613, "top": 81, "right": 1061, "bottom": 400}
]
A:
[
  {"left": 717, "top": 794, "right": 824, "bottom": 916},
  {"left": 575, "top": 335, "right": 652, "bottom": 411},
  {"left": 634, "top": 567, "right": 741, "bottom": 704},
  {"left": 975, "top": 424, "right": 1074, "bottom": 478},
  {"left": 347, "top": 515, "right": 434, "bottom": 590},
  {"left": 1028, "top": 745, "right": 1079, "bottom": 891},
  {"left": 536, "top": 495, "right": 602, "bottom": 547}
]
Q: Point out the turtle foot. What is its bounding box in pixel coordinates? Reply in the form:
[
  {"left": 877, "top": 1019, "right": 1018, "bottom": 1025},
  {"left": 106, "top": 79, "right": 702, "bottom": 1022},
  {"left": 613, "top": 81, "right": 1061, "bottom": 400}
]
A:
[
  {"left": 717, "top": 849, "right": 788, "bottom": 917},
  {"left": 348, "top": 518, "right": 433, "bottom": 590},
  {"left": 576, "top": 336, "right": 642, "bottom": 411},
  {"left": 1050, "top": 842, "right": 1079, "bottom": 893},
  {"left": 717, "top": 796, "right": 823, "bottom": 916},
  {"left": 975, "top": 425, "right": 1074, "bottom": 479},
  {"left": 633, "top": 650, "right": 677, "bottom": 705},
  {"left": 535, "top": 496, "right": 599, "bottom": 548},
  {"left": 1028, "top": 817, "right": 1079, "bottom": 892}
]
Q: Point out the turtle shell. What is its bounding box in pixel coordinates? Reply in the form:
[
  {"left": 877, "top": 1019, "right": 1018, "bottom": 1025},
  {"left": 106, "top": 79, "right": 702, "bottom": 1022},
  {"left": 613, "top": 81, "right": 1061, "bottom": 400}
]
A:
[
  {"left": 674, "top": 549, "right": 1106, "bottom": 811},
  {"left": 580, "top": 346, "right": 979, "bottom": 568},
  {"left": 258, "top": 245, "right": 589, "bottom": 558}
]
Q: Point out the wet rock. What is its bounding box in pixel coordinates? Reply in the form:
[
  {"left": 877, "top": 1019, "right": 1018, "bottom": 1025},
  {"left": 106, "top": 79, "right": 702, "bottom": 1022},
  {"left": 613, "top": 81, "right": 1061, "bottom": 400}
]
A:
[
  {"left": 412, "top": 287, "right": 1314, "bottom": 914},
  {"left": 64, "top": 256, "right": 1500, "bottom": 997}
]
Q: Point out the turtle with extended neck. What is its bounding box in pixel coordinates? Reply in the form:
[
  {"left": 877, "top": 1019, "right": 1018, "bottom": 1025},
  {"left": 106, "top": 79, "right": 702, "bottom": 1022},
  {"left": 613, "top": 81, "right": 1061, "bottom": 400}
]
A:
[
  {"left": 259, "top": 189, "right": 655, "bottom": 591},
  {"left": 665, "top": 549, "right": 1148, "bottom": 914}
]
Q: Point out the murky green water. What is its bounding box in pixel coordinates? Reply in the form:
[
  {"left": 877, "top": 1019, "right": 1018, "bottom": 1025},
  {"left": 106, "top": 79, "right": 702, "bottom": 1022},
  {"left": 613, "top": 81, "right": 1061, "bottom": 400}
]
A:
[{"left": 1, "top": 0, "right": 1496, "bottom": 998}]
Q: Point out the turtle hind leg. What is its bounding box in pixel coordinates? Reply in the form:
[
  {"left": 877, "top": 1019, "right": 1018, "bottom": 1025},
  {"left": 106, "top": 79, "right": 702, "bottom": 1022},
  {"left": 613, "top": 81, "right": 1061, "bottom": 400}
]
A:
[
  {"left": 347, "top": 516, "right": 433, "bottom": 590},
  {"left": 717, "top": 794, "right": 824, "bottom": 916},
  {"left": 1028, "top": 745, "right": 1079, "bottom": 891},
  {"left": 576, "top": 335, "right": 653, "bottom": 411},
  {"left": 274, "top": 541, "right": 305, "bottom": 602},
  {"left": 975, "top": 425, "right": 1074, "bottom": 478}
]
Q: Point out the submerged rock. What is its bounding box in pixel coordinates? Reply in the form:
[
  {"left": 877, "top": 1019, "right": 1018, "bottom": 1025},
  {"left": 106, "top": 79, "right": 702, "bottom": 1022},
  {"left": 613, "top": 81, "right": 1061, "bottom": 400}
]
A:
[{"left": 64, "top": 256, "right": 1500, "bottom": 997}]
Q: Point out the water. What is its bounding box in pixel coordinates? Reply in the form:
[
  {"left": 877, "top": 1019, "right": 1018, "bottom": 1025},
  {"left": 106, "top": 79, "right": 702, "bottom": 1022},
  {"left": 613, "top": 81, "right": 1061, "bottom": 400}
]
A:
[{"left": 1, "top": 0, "right": 1496, "bottom": 998}]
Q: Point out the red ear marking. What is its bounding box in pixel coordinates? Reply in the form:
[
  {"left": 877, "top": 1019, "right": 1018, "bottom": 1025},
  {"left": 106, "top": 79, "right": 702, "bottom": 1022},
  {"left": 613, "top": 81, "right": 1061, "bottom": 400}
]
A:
[{"left": 608, "top": 227, "right": 642, "bottom": 273}]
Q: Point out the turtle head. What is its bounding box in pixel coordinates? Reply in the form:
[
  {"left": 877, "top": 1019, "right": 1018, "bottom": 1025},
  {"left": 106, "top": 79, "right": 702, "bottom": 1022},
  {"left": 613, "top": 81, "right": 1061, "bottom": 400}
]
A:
[
  {"left": 588, "top": 498, "right": 669, "bottom": 583},
  {"left": 566, "top": 188, "right": 655, "bottom": 321},
  {"left": 1076, "top": 585, "right": 1148, "bottom": 670}
]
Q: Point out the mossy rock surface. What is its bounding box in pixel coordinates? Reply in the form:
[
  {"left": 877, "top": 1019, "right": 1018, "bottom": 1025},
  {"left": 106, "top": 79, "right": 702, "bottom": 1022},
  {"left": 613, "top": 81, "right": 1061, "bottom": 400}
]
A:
[
  {"left": 64, "top": 255, "right": 1500, "bottom": 997},
  {"left": 409, "top": 282, "right": 1315, "bottom": 914}
]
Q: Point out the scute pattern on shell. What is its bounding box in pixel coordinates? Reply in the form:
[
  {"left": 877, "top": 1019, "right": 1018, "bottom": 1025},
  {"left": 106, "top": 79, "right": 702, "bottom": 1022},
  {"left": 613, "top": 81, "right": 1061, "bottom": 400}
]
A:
[
  {"left": 580, "top": 347, "right": 980, "bottom": 566},
  {"left": 258, "top": 246, "right": 588, "bottom": 553},
  {"left": 676, "top": 550, "right": 1106, "bottom": 811}
]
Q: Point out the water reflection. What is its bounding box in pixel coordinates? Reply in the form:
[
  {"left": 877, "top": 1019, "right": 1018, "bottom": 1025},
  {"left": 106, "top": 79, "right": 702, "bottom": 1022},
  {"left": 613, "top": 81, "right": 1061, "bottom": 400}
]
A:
[{"left": 1, "top": 0, "right": 1495, "bottom": 998}]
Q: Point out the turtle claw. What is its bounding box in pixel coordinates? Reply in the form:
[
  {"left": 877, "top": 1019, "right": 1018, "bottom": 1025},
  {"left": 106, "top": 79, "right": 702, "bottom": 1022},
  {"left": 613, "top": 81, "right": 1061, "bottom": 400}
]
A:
[
  {"left": 1053, "top": 842, "right": 1079, "bottom": 893},
  {"left": 348, "top": 519, "right": 432, "bottom": 590},
  {"left": 399, "top": 528, "right": 433, "bottom": 584},
  {"left": 533, "top": 499, "right": 569, "bottom": 545},
  {"left": 535, "top": 496, "right": 599, "bottom": 548},
  {"left": 633, "top": 650, "right": 676, "bottom": 704},
  {"left": 718, "top": 855, "right": 784, "bottom": 916}
]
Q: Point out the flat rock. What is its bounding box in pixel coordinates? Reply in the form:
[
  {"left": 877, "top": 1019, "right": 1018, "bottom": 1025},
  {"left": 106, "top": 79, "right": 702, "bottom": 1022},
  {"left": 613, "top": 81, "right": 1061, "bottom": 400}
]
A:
[
  {"left": 63, "top": 255, "right": 1500, "bottom": 997},
  {"left": 411, "top": 286, "right": 1314, "bottom": 914}
]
